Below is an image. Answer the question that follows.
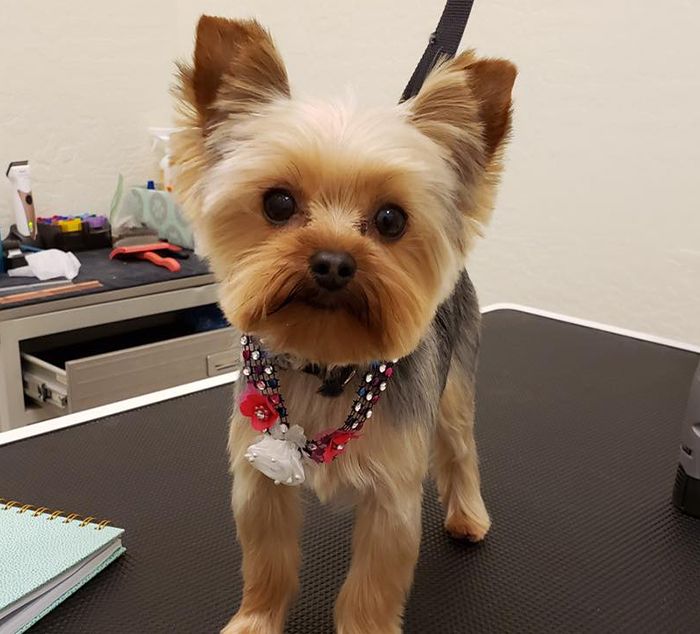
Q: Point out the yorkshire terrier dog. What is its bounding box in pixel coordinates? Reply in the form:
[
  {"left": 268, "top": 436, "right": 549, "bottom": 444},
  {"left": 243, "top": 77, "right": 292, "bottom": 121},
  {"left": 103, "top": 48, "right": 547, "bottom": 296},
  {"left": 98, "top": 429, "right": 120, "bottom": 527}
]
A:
[{"left": 173, "top": 15, "right": 515, "bottom": 634}]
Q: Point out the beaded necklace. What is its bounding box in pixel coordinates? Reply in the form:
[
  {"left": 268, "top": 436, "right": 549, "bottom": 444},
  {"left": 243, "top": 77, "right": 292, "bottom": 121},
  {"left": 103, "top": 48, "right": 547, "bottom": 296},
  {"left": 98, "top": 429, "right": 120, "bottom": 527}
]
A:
[{"left": 238, "top": 334, "right": 395, "bottom": 486}]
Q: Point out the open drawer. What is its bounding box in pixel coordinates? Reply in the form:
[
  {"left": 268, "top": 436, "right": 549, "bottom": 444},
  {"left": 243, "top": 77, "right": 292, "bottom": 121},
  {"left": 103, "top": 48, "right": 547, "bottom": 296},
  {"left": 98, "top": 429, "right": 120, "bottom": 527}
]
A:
[{"left": 21, "top": 310, "right": 237, "bottom": 413}]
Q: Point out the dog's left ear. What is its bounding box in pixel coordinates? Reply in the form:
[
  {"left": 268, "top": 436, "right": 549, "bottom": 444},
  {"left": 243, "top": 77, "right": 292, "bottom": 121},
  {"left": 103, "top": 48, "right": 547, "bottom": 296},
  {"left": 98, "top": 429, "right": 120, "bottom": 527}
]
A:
[
  {"left": 179, "top": 16, "right": 290, "bottom": 131},
  {"left": 408, "top": 51, "right": 517, "bottom": 176}
]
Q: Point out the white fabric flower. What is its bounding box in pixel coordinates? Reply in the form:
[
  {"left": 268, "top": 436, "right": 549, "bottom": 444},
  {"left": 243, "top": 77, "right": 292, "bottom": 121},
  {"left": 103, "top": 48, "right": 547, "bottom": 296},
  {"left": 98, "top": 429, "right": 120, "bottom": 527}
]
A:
[{"left": 244, "top": 433, "right": 306, "bottom": 486}]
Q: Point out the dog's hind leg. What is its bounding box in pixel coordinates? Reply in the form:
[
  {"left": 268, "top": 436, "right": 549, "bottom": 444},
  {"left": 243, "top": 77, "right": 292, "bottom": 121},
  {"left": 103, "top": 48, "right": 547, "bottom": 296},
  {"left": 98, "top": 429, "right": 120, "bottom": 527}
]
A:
[{"left": 432, "top": 362, "right": 491, "bottom": 542}]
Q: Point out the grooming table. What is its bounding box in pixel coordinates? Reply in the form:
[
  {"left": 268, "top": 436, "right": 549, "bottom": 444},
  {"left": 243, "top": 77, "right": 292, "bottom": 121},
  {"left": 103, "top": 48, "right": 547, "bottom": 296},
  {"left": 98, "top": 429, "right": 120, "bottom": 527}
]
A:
[{"left": 1, "top": 309, "right": 699, "bottom": 633}]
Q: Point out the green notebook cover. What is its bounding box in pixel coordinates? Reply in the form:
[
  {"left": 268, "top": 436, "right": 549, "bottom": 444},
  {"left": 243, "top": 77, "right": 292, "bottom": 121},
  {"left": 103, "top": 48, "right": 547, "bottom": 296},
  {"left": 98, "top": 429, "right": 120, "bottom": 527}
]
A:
[{"left": 0, "top": 499, "right": 125, "bottom": 633}]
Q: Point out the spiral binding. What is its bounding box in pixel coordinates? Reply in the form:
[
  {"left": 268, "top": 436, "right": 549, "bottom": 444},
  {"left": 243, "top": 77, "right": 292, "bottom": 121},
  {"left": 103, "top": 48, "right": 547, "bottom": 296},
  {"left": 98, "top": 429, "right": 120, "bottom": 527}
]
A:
[{"left": 0, "top": 497, "right": 111, "bottom": 530}]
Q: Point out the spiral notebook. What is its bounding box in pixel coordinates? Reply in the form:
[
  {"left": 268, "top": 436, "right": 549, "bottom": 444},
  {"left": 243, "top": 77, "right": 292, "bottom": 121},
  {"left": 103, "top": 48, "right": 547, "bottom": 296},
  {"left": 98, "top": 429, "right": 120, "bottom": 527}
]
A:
[{"left": 0, "top": 498, "right": 125, "bottom": 634}]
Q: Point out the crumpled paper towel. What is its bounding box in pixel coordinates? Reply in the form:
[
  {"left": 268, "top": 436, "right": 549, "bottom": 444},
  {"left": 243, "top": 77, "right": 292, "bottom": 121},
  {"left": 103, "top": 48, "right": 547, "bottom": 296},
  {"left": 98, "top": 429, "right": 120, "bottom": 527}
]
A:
[{"left": 8, "top": 250, "right": 81, "bottom": 281}]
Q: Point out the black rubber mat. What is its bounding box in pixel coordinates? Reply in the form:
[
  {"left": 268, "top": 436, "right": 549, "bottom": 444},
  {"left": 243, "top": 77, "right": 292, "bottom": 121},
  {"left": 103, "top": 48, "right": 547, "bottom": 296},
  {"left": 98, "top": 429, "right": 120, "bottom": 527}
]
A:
[{"left": 1, "top": 310, "right": 699, "bottom": 633}]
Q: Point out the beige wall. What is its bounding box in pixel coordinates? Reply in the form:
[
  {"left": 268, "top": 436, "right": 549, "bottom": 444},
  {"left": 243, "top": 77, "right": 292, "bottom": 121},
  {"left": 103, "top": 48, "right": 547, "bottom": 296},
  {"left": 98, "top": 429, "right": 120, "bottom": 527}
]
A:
[{"left": 1, "top": 1, "right": 698, "bottom": 344}]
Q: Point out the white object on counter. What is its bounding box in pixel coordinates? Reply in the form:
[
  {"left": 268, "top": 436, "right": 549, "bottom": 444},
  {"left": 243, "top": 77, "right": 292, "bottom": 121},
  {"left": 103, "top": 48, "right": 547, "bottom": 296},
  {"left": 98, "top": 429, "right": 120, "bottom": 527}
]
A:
[{"left": 8, "top": 250, "right": 81, "bottom": 281}]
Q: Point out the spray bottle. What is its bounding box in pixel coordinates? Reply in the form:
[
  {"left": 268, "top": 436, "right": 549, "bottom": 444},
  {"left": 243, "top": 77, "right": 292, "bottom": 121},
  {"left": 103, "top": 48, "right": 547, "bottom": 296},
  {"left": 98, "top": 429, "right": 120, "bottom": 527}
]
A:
[{"left": 149, "top": 128, "right": 177, "bottom": 192}]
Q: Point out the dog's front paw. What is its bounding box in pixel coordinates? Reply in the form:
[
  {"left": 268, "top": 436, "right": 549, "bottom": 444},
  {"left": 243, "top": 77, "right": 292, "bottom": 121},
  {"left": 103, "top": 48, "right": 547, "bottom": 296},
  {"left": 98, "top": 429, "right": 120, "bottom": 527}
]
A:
[
  {"left": 445, "top": 507, "right": 491, "bottom": 543},
  {"left": 221, "top": 612, "right": 281, "bottom": 634}
]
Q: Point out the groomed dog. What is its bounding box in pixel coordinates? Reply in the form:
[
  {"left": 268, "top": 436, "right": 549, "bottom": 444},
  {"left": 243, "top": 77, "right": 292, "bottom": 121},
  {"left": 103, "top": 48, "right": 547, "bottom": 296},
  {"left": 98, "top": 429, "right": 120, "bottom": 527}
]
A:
[{"left": 173, "top": 15, "right": 515, "bottom": 634}]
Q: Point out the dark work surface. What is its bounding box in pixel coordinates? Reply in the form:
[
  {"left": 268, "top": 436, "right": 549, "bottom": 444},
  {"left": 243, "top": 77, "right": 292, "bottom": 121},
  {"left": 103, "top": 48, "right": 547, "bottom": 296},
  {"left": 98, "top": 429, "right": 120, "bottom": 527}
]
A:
[
  {"left": 0, "top": 248, "right": 210, "bottom": 310},
  {"left": 1, "top": 310, "right": 699, "bottom": 633}
]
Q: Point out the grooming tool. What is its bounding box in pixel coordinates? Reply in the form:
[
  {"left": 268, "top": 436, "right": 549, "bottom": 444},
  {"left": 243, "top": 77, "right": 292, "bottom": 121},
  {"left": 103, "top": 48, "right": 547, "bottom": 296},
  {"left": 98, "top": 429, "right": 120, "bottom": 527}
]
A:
[
  {"left": 1, "top": 229, "right": 30, "bottom": 270},
  {"left": 6, "top": 161, "right": 36, "bottom": 238},
  {"left": 36, "top": 215, "right": 111, "bottom": 251},
  {"left": 111, "top": 224, "right": 161, "bottom": 248},
  {"left": 1, "top": 238, "right": 44, "bottom": 254},
  {"left": 0, "top": 280, "right": 72, "bottom": 296},
  {"left": 673, "top": 360, "right": 700, "bottom": 517},
  {"left": 57, "top": 218, "right": 82, "bottom": 233},
  {"left": 0, "top": 280, "right": 102, "bottom": 305},
  {"left": 109, "top": 242, "right": 186, "bottom": 272}
]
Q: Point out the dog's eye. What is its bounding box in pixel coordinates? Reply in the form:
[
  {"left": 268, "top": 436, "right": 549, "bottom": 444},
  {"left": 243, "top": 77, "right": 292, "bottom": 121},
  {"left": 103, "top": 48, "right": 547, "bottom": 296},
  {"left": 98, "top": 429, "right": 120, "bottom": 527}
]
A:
[
  {"left": 374, "top": 205, "right": 407, "bottom": 239},
  {"left": 263, "top": 189, "right": 296, "bottom": 224}
]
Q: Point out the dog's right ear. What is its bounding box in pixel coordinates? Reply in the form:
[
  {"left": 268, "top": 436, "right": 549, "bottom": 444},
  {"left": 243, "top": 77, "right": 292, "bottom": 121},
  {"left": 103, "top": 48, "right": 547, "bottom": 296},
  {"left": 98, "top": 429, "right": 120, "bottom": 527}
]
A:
[{"left": 179, "top": 16, "right": 290, "bottom": 131}]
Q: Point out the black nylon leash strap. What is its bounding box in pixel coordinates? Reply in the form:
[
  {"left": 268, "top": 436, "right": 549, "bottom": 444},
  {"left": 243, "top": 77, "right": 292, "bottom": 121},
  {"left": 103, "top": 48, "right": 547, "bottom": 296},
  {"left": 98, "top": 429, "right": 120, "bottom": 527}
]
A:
[{"left": 401, "top": 0, "right": 475, "bottom": 101}]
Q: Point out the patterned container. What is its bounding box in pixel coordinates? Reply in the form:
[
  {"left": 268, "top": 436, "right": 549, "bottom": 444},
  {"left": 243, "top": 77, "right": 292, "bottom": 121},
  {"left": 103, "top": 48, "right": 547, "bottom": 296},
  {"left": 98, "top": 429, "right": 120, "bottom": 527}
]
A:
[{"left": 118, "top": 187, "right": 195, "bottom": 250}]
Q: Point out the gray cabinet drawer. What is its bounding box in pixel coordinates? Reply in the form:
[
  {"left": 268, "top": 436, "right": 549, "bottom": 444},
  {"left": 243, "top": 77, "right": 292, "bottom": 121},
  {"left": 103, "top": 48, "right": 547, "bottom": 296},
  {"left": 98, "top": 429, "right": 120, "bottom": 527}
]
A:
[{"left": 22, "top": 328, "right": 237, "bottom": 413}]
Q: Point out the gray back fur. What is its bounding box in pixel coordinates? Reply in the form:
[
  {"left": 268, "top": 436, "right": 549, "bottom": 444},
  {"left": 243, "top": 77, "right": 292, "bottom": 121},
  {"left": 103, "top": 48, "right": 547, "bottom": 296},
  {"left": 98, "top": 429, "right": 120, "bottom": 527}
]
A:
[{"left": 385, "top": 269, "right": 480, "bottom": 426}]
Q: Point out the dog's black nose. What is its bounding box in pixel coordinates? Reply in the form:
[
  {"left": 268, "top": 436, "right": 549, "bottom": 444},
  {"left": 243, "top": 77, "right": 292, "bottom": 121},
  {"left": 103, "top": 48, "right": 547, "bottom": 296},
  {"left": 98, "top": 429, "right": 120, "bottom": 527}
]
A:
[{"left": 309, "top": 251, "right": 357, "bottom": 291}]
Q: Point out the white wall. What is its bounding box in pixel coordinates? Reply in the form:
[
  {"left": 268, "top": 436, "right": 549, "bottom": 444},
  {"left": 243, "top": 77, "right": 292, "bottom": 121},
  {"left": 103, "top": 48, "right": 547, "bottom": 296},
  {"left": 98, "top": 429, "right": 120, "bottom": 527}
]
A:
[{"left": 1, "top": 1, "right": 698, "bottom": 345}]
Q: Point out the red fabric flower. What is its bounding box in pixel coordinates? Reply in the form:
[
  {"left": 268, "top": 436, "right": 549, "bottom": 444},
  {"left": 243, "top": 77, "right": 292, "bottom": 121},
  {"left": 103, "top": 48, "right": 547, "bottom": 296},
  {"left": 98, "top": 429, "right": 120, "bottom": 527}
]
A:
[
  {"left": 240, "top": 385, "right": 279, "bottom": 432},
  {"left": 320, "top": 430, "right": 358, "bottom": 463}
]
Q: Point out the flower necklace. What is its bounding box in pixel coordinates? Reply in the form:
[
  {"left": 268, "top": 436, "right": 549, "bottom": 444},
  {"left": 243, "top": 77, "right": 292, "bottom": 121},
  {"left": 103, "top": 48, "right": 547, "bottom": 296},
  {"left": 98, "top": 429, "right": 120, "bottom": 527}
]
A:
[{"left": 239, "top": 334, "right": 395, "bottom": 486}]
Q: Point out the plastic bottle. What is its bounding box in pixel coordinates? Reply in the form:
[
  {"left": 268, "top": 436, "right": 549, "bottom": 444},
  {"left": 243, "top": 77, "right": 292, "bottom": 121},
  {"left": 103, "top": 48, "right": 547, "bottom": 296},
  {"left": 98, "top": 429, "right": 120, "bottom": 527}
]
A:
[{"left": 148, "top": 128, "right": 177, "bottom": 192}]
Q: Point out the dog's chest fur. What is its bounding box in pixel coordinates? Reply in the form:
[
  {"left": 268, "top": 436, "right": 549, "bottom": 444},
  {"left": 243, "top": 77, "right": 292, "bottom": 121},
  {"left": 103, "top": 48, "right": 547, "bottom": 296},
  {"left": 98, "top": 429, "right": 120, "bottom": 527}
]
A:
[{"left": 235, "top": 271, "right": 481, "bottom": 502}]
